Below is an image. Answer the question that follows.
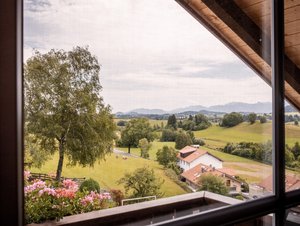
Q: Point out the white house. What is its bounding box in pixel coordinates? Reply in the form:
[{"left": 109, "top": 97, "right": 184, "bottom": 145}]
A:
[{"left": 177, "top": 146, "right": 223, "bottom": 172}]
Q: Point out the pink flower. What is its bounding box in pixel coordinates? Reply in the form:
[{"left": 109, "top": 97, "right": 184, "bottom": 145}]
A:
[
  {"left": 55, "top": 188, "right": 76, "bottom": 198},
  {"left": 62, "top": 179, "right": 78, "bottom": 192},
  {"left": 38, "top": 187, "right": 56, "bottom": 196},
  {"left": 24, "top": 180, "right": 46, "bottom": 194},
  {"left": 24, "top": 171, "right": 31, "bottom": 180}
]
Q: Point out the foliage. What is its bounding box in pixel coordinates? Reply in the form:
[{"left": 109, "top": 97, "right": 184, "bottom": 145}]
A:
[
  {"left": 167, "top": 114, "right": 177, "bottom": 129},
  {"left": 198, "top": 174, "right": 228, "bottom": 195},
  {"left": 79, "top": 178, "right": 100, "bottom": 193},
  {"left": 156, "top": 146, "right": 178, "bottom": 167},
  {"left": 175, "top": 131, "right": 192, "bottom": 149},
  {"left": 248, "top": 113, "right": 257, "bottom": 124},
  {"left": 117, "top": 120, "right": 127, "bottom": 127},
  {"left": 291, "top": 142, "right": 300, "bottom": 159},
  {"left": 117, "top": 166, "right": 164, "bottom": 198},
  {"left": 221, "top": 140, "right": 300, "bottom": 167},
  {"left": 24, "top": 47, "right": 116, "bottom": 181},
  {"left": 178, "top": 114, "right": 211, "bottom": 131},
  {"left": 259, "top": 116, "right": 267, "bottom": 123},
  {"left": 235, "top": 176, "right": 249, "bottom": 192},
  {"left": 295, "top": 120, "right": 299, "bottom": 126},
  {"left": 110, "top": 189, "right": 124, "bottom": 206},
  {"left": 193, "top": 138, "right": 205, "bottom": 146},
  {"left": 138, "top": 138, "right": 151, "bottom": 159},
  {"left": 24, "top": 173, "right": 112, "bottom": 224},
  {"left": 160, "top": 129, "right": 178, "bottom": 142},
  {"left": 220, "top": 112, "right": 244, "bottom": 127},
  {"left": 164, "top": 168, "right": 190, "bottom": 192},
  {"left": 120, "top": 118, "right": 154, "bottom": 153}
]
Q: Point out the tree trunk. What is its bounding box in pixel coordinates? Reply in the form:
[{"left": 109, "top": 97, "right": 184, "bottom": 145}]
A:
[
  {"left": 56, "top": 140, "right": 65, "bottom": 181},
  {"left": 128, "top": 144, "right": 131, "bottom": 154}
]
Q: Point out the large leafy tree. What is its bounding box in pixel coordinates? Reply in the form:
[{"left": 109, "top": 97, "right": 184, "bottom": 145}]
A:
[
  {"left": 167, "top": 114, "right": 177, "bottom": 129},
  {"left": 120, "top": 118, "right": 154, "bottom": 153},
  {"left": 118, "top": 166, "right": 164, "bottom": 198},
  {"left": 175, "top": 131, "right": 192, "bottom": 149},
  {"left": 156, "top": 146, "right": 177, "bottom": 167},
  {"left": 198, "top": 174, "right": 228, "bottom": 195},
  {"left": 25, "top": 46, "right": 116, "bottom": 181},
  {"left": 220, "top": 112, "right": 244, "bottom": 127}
]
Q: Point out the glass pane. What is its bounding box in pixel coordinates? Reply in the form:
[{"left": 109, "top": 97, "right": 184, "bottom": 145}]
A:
[
  {"left": 23, "top": 0, "right": 272, "bottom": 224},
  {"left": 284, "top": 0, "right": 300, "bottom": 193},
  {"left": 287, "top": 207, "right": 300, "bottom": 225},
  {"left": 234, "top": 214, "right": 274, "bottom": 226}
]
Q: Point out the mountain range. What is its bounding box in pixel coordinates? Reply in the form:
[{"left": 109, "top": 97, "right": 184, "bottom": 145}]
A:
[
  {"left": 115, "top": 102, "right": 298, "bottom": 116},
  {"left": 118, "top": 102, "right": 274, "bottom": 115}
]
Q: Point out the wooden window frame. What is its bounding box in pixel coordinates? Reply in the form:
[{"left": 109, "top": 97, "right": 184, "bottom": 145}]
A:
[{"left": 0, "top": 0, "right": 299, "bottom": 225}]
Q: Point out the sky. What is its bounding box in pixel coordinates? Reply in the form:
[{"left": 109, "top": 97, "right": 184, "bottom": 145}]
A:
[{"left": 24, "top": 0, "right": 272, "bottom": 113}]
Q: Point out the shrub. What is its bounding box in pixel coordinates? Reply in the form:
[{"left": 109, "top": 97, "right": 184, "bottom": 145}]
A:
[
  {"left": 110, "top": 189, "right": 124, "bottom": 206},
  {"left": 220, "top": 112, "right": 244, "bottom": 127},
  {"left": 80, "top": 178, "right": 100, "bottom": 193},
  {"left": 193, "top": 138, "right": 205, "bottom": 146},
  {"left": 175, "top": 131, "right": 192, "bottom": 149},
  {"left": 259, "top": 116, "right": 267, "bottom": 123}
]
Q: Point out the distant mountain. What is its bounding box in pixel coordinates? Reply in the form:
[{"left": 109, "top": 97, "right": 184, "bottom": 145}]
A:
[
  {"left": 285, "top": 105, "right": 297, "bottom": 112},
  {"left": 208, "top": 102, "right": 272, "bottom": 114},
  {"left": 128, "top": 108, "right": 167, "bottom": 115},
  {"left": 115, "top": 102, "right": 273, "bottom": 116},
  {"left": 170, "top": 105, "right": 207, "bottom": 114}
]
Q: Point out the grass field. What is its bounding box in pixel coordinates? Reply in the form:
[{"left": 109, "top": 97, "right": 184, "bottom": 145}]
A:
[
  {"left": 117, "top": 141, "right": 175, "bottom": 160},
  {"left": 194, "top": 122, "right": 300, "bottom": 149},
  {"left": 114, "top": 118, "right": 167, "bottom": 128},
  {"left": 30, "top": 153, "right": 186, "bottom": 198}
]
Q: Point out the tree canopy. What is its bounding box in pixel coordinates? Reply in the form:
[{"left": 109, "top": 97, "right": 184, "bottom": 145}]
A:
[
  {"left": 120, "top": 118, "right": 154, "bottom": 153},
  {"left": 138, "top": 138, "right": 151, "bottom": 159},
  {"left": 24, "top": 46, "right": 116, "bottom": 181},
  {"left": 156, "top": 146, "right": 178, "bottom": 167},
  {"left": 175, "top": 131, "right": 192, "bottom": 149},
  {"left": 167, "top": 114, "right": 177, "bottom": 129},
  {"left": 248, "top": 113, "right": 257, "bottom": 124},
  {"left": 118, "top": 166, "right": 164, "bottom": 198},
  {"left": 198, "top": 174, "right": 228, "bottom": 195},
  {"left": 220, "top": 112, "right": 244, "bottom": 127}
]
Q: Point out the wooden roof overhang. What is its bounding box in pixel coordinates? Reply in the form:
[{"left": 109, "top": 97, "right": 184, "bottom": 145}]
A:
[{"left": 176, "top": 0, "right": 300, "bottom": 111}]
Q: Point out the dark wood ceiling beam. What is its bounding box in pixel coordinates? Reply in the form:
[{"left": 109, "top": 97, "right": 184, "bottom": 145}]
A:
[{"left": 202, "top": 0, "right": 300, "bottom": 95}]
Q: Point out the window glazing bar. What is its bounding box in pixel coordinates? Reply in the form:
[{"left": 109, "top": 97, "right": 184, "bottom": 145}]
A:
[{"left": 271, "top": 0, "right": 286, "bottom": 224}]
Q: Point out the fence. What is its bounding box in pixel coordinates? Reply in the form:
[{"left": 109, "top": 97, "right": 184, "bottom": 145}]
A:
[{"left": 29, "top": 172, "right": 85, "bottom": 184}]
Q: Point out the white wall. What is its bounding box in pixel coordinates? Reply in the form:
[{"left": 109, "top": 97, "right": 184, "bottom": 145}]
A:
[{"left": 178, "top": 154, "right": 223, "bottom": 172}]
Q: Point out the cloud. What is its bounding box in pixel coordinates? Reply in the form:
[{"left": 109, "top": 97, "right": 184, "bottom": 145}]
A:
[{"left": 24, "top": 0, "right": 272, "bottom": 112}]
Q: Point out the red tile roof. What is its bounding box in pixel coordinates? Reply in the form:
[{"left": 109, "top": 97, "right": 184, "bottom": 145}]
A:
[
  {"left": 179, "top": 146, "right": 198, "bottom": 154},
  {"left": 258, "top": 174, "right": 300, "bottom": 192},
  {"left": 181, "top": 163, "right": 238, "bottom": 186},
  {"left": 177, "top": 146, "right": 223, "bottom": 163}
]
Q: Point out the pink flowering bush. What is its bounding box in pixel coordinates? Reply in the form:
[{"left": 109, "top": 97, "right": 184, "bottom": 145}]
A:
[{"left": 25, "top": 172, "right": 113, "bottom": 224}]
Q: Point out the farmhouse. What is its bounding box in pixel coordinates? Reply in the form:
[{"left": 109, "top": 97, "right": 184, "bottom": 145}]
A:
[
  {"left": 180, "top": 163, "right": 242, "bottom": 193},
  {"left": 250, "top": 174, "right": 300, "bottom": 198},
  {"left": 177, "top": 146, "right": 223, "bottom": 172}
]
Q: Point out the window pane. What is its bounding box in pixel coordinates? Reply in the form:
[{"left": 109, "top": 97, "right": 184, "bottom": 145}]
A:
[
  {"left": 24, "top": 0, "right": 273, "bottom": 224},
  {"left": 234, "top": 214, "right": 274, "bottom": 226},
  {"left": 284, "top": 0, "right": 300, "bottom": 193},
  {"left": 287, "top": 206, "right": 300, "bottom": 225}
]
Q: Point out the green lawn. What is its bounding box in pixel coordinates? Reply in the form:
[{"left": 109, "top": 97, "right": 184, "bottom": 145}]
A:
[
  {"left": 194, "top": 122, "right": 300, "bottom": 149},
  {"left": 117, "top": 141, "right": 175, "bottom": 160},
  {"left": 30, "top": 153, "right": 186, "bottom": 198}
]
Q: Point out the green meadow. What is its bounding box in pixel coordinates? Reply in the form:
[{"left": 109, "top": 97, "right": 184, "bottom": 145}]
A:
[
  {"left": 30, "top": 120, "right": 300, "bottom": 192},
  {"left": 30, "top": 152, "right": 187, "bottom": 197},
  {"left": 194, "top": 122, "right": 300, "bottom": 149}
]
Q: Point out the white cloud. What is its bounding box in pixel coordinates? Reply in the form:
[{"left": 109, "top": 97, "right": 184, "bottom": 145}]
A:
[{"left": 24, "top": 0, "right": 272, "bottom": 112}]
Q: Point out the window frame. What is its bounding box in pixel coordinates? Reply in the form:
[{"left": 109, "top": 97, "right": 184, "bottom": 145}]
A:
[{"left": 1, "top": 0, "right": 300, "bottom": 225}]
